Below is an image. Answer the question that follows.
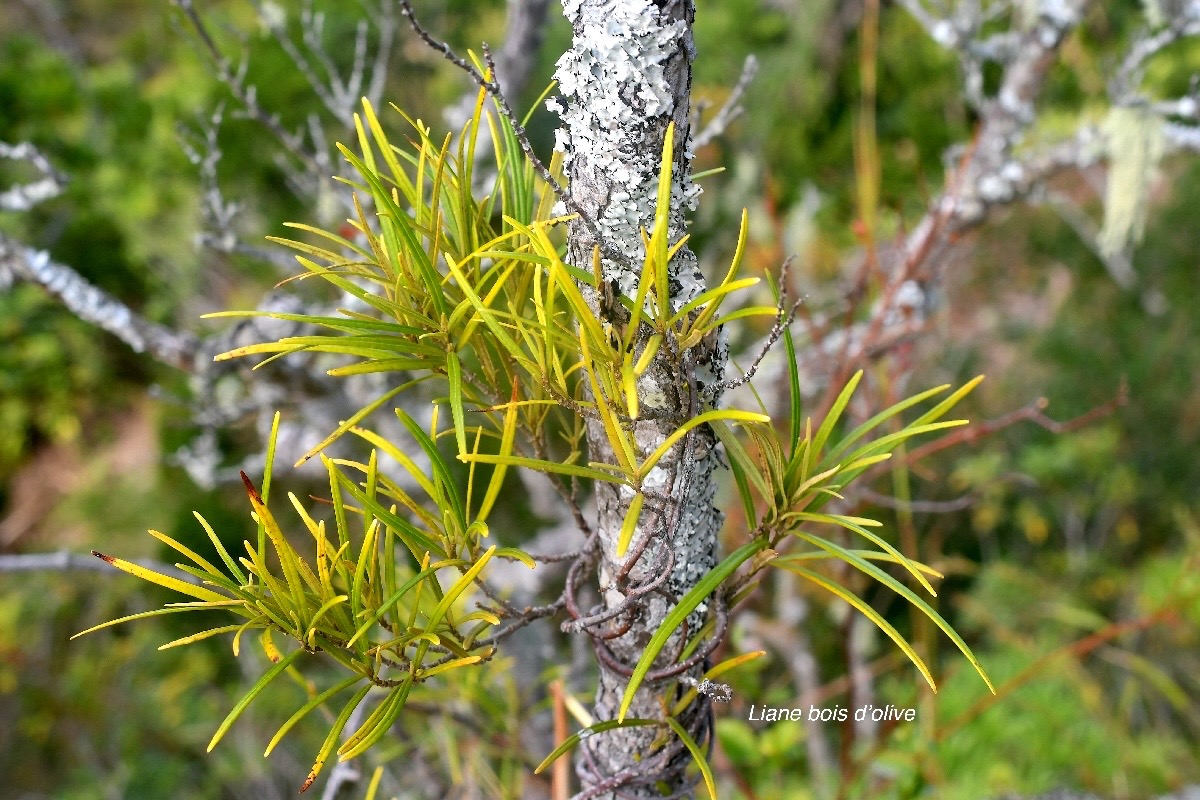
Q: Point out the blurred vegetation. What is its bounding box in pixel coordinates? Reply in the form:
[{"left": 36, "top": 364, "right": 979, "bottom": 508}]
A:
[{"left": 0, "top": 0, "right": 1196, "bottom": 798}]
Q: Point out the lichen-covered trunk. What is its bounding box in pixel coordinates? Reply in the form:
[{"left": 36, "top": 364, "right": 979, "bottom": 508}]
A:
[{"left": 552, "top": 1, "right": 728, "bottom": 796}]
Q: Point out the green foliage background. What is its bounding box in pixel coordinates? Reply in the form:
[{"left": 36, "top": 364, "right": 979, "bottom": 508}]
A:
[{"left": 0, "top": 1, "right": 1196, "bottom": 798}]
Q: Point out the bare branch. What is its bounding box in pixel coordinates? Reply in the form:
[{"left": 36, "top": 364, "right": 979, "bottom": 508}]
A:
[
  {"left": 0, "top": 233, "right": 199, "bottom": 371},
  {"left": 705, "top": 257, "right": 799, "bottom": 397},
  {"left": 174, "top": 0, "right": 323, "bottom": 177},
  {"left": 0, "top": 141, "right": 66, "bottom": 211},
  {"left": 177, "top": 105, "right": 298, "bottom": 269},
  {"left": 692, "top": 55, "right": 759, "bottom": 149},
  {"left": 900, "top": 383, "right": 1129, "bottom": 467},
  {"left": 1165, "top": 120, "right": 1200, "bottom": 150},
  {"left": 856, "top": 487, "right": 979, "bottom": 514},
  {"left": 0, "top": 550, "right": 200, "bottom": 584}
]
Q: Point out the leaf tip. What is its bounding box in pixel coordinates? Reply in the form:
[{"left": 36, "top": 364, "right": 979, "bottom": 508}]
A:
[
  {"left": 240, "top": 471, "right": 263, "bottom": 505},
  {"left": 91, "top": 550, "right": 114, "bottom": 564},
  {"left": 299, "top": 772, "right": 317, "bottom": 793}
]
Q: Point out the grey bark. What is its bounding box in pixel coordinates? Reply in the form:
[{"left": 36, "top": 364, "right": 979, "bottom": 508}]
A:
[
  {"left": 0, "top": 234, "right": 200, "bottom": 372},
  {"left": 553, "top": 0, "right": 727, "bottom": 795}
]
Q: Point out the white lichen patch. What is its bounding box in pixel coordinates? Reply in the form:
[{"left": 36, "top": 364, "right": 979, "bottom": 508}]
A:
[
  {"left": 642, "top": 465, "right": 671, "bottom": 492},
  {"left": 551, "top": 0, "right": 703, "bottom": 303}
]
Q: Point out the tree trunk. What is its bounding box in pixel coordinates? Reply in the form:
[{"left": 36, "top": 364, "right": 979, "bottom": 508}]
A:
[{"left": 553, "top": 1, "right": 728, "bottom": 795}]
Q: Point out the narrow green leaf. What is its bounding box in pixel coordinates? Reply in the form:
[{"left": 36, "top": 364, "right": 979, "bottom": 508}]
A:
[
  {"left": 616, "top": 492, "right": 645, "bottom": 558},
  {"left": 300, "top": 683, "right": 371, "bottom": 793},
  {"left": 345, "top": 562, "right": 455, "bottom": 647},
  {"left": 773, "top": 549, "right": 943, "bottom": 578},
  {"left": 71, "top": 606, "right": 209, "bottom": 640},
  {"left": 792, "top": 533, "right": 993, "bottom": 693},
  {"left": 638, "top": 410, "right": 770, "bottom": 480},
  {"left": 418, "top": 655, "right": 483, "bottom": 680},
  {"left": 653, "top": 123, "right": 675, "bottom": 306},
  {"left": 446, "top": 350, "right": 469, "bottom": 455},
  {"left": 208, "top": 648, "right": 303, "bottom": 752},
  {"left": 337, "top": 473, "right": 445, "bottom": 561},
  {"left": 534, "top": 719, "right": 660, "bottom": 775},
  {"left": 620, "top": 539, "right": 767, "bottom": 721},
  {"left": 823, "top": 383, "right": 952, "bottom": 465},
  {"left": 783, "top": 329, "right": 803, "bottom": 457},
  {"left": 774, "top": 561, "right": 937, "bottom": 692},
  {"left": 665, "top": 716, "right": 717, "bottom": 799},
  {"left": 476, "top": 385, "right": 520, "bottom": 522},
  {"left": 145, "top": 529, "right": 224, "bottom": 579},
  {"left": 396, "top": 408, "right": 466, "bottom": 527},
  {"left": 790, "top": 514, "right": 936, "bottom": 596},
  {"left": 265, "top": 675, "right": 361, "bottom": 757},
  {"left": 338, "top": 679, "right": 413, "bottom": 760},
  {"left": 459, "top": 453, "right": 626, "bottom": 484},
  {"left": 809, "top": 370, "right": 863, "bottom": 472},
  {"left": 91, "top": 551, "right": 229, "bottom": 604},
  {"left": 296, "top": 380, "right": 421, "bottom": 467},
  {"left": 193, "top": 512, "right": 246, "bottom": 585},
  {"left": 157, "top": 624, "right": 243, "bottom": 651},
  {"left": 425, "top": 546, "right": 495, "bottom": 630}
]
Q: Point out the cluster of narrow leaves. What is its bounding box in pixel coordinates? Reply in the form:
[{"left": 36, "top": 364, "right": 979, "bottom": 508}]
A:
[
  {"left": 609, "top": 368, "right": 995, "bottom": 725},
  {"left": 79, "top": 67, "right": 993, "bottom": 797},
  {"left": 202, "top": 95, "right": 772, "bottom": 515},
  {"left": 78, "top": 407, "right": 532, "bottom": 791},
  {"left": 530, "top": 365, "right": 998, "bottom": 786}
]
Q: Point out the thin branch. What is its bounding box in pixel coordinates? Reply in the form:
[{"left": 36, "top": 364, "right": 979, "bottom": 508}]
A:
[
  {"left": 0, "top": 550, "right": 200, "bottom": 584},
  {"left": 692, "top": 55, "right": 759, "bottom": 149},
  {"left": 855, "top": 487, "right": 978, "bottom": 514},
  {"left": 177, "top": 104, "right": 297, "bottom": 270},
  {"left": 174, "top": 0, "right": 321, "bottom": 175},
  {"left": 902, "top": 382, "right": 1130, "bottom": 467},
  {"left": 706, "top": 260, "right": 801, "bottom": 397},
  {"left": 0, "top": 233, "right": 199, "bottom": 372},
  {"left": 0, "top": 141, "right": 66, "bottom": 211}
]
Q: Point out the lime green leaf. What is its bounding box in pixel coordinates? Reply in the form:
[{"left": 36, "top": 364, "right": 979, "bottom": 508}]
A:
[
  {"left": 90, "top": 551, "right": 229, "bottom": 604},
  {"left": 158, "top": 624, "right": 243, "bottom": 651},
  {"left": 774, "top": 561, "right": 937, "bottom": 692},
  {"left": 338, "top": 679, "right": 413, "bottom": 760},
  {"left": 790, "top": 533, "right": 993, "bottom": 693},
  {"left": 534, "top": 719, "right": 660, "bottom": 775},
  {"left": 638, "top": 411, "right": 770, "bottom": 480},
  {"left": 146, "top": 529, "right": 223, "bottom": 579},
  {"left": 193, "top": 512, "right": 247, "bottom": 584},
  {"left": 301, "top": 683, "right": 371, "bottom": 792},
  {"left": 620, "top": 539, "right": 767, "bottom": 721},
  {"left": 665, "top": 716, "right": 717, "bottom": 799},
  {"left": 208, "top": 648, "right": 304, "bottom": 752},
  {"left": 808, "top": 370, "right": 862, "bottom": 474},
  {"left": 265, "top": 675, "right": 361, "bottom": 757},
  {"left": 296, "top": 380, "right": 423, "bottom": 467},
  {"left": 426, "top": 546, "right": 496, "bottom": 630},
  {"left": 71, "top": 606, "right": 211, "bottom": 640},
  {"left": 446, "top": 351, "right": 469, "bottom": 455},
  {"left": 459, "top": 453, "right": 627, "bottom": 484},
  {"left": 616, "top": 492, "right": 645, "bottom": 558}
]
